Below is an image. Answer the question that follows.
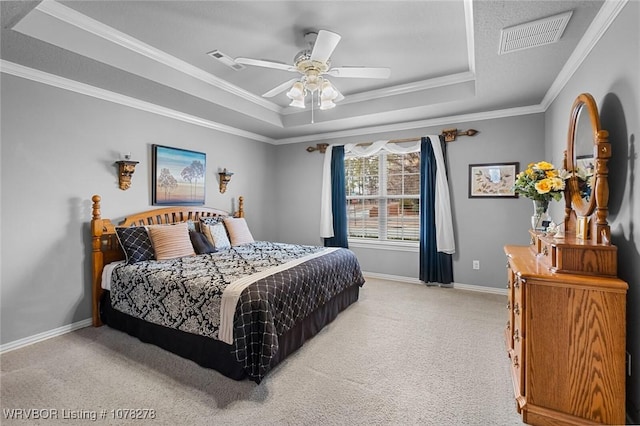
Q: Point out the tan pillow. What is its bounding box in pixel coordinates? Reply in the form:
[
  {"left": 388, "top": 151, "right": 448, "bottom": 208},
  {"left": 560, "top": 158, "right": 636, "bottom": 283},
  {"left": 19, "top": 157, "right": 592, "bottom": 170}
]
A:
[
  {"left": 147, "top": 222, "right": 195, "bottom": 260},
  {"left": 223, "top": 217, "right": 255, "bottom": 246}
]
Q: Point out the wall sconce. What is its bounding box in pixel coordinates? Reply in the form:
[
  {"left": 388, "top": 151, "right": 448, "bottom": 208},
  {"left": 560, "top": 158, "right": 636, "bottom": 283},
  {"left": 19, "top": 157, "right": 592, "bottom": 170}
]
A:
[
  {"left": 115, "top": 154, "right": 139, "bottom": 190},
  {"left": 219, "top": 168, "right": 234, "bottom": 193}
]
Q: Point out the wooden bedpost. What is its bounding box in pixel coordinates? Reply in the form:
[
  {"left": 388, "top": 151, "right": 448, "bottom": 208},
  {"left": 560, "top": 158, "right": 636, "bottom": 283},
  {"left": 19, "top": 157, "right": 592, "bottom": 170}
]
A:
[
  {"left": 91, "top": 195, "right": 104, "bottom": 326},
  {"left": 236, "top": 196, "right": 245, "bottom": 218}
]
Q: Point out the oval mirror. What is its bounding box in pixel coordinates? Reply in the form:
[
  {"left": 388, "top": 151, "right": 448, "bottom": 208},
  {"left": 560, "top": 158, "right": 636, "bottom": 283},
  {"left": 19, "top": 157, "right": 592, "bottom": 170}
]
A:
[{"left": 567, "top": 94, "right": 600, "bottom": 217}]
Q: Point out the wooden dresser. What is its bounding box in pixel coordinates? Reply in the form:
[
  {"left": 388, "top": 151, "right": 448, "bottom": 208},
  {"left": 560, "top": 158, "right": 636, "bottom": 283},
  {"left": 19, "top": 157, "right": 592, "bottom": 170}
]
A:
[
  {"left": 504, "top": 241, "right": 627, "bottom": 425},
  {"left": 503, "top": 93, "right": 629, "bottom": 425}
]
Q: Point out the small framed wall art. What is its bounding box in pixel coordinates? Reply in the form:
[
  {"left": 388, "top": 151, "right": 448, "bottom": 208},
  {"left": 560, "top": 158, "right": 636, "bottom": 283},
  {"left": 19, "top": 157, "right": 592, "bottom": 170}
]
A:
[
  {"left": 468, "top": 162, "right": 519, "bottom": 198},
  {"left": 152, "top": 144, "right": 206, "bottom": 205}
]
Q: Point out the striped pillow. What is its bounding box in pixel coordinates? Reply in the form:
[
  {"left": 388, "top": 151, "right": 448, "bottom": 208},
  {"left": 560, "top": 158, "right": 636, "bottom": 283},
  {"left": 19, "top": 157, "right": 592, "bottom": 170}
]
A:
[
  {"left": 223, "top": 217, "right": 254, "bottom": 246},
  {"left": 147, "top": 222, "right": 195, "bottom": 260}
]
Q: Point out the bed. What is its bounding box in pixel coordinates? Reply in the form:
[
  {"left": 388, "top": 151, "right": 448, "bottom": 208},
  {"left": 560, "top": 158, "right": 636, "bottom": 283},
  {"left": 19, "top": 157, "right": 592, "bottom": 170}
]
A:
[{"left": 91, "top": 195, "right": 364, "bottom": 383}]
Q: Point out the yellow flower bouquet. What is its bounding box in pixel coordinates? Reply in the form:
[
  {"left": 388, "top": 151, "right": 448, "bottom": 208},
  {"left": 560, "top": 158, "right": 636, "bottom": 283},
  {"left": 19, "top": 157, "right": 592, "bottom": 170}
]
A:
[
  {"left": 513, "top": 161, "right": 570, "bottom": 203},
  {"left": 514, "top": 161, "right": 570, "bottom": 230}
]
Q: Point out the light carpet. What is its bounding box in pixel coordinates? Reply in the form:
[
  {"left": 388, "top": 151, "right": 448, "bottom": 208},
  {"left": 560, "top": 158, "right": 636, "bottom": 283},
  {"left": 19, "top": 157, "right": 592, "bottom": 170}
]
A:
[{"left": 1, "top": 278, "right": 522, "bottom": 425}]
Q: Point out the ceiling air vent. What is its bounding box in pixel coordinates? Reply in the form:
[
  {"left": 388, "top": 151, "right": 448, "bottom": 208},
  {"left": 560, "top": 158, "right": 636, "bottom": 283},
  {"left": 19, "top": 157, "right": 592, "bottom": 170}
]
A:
[
  {"left": 498, "top": 10, "right": 573, "bottom": 55},
  {"left": 207, "top": 49, "right": 245, "bottom": 70}
]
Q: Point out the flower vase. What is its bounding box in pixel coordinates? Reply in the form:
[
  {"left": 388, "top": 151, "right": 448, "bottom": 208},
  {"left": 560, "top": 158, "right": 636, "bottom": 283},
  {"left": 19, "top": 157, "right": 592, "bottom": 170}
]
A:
[{"left": 531, "top": 199, "right": 550, "bottom": 231}]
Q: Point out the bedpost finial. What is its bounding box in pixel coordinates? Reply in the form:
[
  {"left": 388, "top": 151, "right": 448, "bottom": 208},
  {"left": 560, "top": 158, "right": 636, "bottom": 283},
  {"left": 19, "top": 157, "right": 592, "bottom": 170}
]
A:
[
  {"left": 237, "top": 196, "right": 245, "bottom": 218},
  {"left": 92, "top": 194, "right": 102, "bottom": 220}
]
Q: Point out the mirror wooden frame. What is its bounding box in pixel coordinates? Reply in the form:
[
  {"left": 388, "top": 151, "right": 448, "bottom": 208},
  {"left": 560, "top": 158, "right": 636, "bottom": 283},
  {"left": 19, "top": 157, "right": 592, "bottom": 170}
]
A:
[{"left": 564, "top": 93, "right": 611, "bottom": 243}]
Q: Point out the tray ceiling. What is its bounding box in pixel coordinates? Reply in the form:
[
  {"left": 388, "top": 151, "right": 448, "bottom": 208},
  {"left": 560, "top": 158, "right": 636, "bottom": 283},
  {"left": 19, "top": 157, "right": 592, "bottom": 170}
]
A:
[{"left": 1, "top": 1, "right": 607, "bottom": 143}]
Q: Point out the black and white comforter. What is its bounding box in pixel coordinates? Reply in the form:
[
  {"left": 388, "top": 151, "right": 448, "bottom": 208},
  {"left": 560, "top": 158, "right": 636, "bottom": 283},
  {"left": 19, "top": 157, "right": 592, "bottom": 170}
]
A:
[{"left": 109, "top": 241, "right": 364, "bottom": 382}]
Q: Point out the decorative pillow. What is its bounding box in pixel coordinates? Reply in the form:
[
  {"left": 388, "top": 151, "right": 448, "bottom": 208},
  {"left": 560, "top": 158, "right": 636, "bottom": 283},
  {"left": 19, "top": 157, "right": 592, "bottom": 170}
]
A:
[
  {"left": 201, "top": 222, "right": 231, "bottom": 250},
  {"left": 189, "top": 230, "right": 216, "bottom": 255},
  {"left": 147, "top": 222, "right": 195, "bottom": 260},
  {"left": 223, "top": 217, "right": 255, "bottom": 246},
  {"left": 115, "top": 226, "right": 155, "bottom": 264},
  {"left": 200, "top": 216, "right": 225, "bottom": 227}
]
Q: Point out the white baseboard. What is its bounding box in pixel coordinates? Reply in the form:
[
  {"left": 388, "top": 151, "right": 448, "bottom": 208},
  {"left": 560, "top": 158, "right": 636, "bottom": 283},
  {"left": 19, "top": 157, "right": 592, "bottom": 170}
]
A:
[
  {"left": 0, "top": 318, "right": 92, "bottom": 354},
  {"left": 362, "top": 271, "right": 507, "bottom": 296}
]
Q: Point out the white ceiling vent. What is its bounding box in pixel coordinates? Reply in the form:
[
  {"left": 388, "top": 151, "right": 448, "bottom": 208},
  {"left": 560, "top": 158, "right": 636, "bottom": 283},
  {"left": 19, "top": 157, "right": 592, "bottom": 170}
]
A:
[
  {"left": 207, "top": 49, "right": 245, "bottom": 70},
  {"left": 498, "top": 10, "right": 573, "bottom": 55}
]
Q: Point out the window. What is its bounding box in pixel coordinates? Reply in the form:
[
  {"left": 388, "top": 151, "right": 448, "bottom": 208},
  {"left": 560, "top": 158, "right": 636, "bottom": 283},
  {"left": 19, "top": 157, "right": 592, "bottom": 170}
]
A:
[{"left": 345, "top": 151, "right": 420, "bottom": 242}]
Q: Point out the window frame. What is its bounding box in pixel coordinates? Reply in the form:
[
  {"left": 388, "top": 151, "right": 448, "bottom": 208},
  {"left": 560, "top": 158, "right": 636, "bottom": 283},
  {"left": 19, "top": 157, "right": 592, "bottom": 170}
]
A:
[{"left": 345, "top": 150, "right": 420, "bottom": 247}]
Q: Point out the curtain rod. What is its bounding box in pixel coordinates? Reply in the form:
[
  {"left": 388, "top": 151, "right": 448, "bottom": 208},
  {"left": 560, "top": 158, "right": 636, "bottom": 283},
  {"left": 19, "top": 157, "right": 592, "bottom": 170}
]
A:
[{"left": 306, "top": 128, "right": 479, "bottom": 153}]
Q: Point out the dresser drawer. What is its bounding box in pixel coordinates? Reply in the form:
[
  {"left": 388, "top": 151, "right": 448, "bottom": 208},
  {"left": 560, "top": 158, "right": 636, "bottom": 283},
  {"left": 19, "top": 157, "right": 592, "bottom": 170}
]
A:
[{"left": 536, "top": 234, "right": 618, "bottom": 276}]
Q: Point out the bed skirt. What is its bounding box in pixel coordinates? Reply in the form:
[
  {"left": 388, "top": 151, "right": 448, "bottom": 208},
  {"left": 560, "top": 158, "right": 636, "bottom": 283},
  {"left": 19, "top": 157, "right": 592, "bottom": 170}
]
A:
[{"left": 100, "top": 284, "right": 360, "bottom": 382}]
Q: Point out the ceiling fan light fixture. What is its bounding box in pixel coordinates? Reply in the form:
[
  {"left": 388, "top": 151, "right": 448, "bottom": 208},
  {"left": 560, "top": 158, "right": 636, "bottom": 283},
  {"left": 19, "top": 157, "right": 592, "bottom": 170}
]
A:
[
  {"left": 320, "top": 80, "right": 337, "bottom": 100},
  {"left": 319, "top": 99, "right": 336, "bottom": 110},
  {"left": 286, "top": 81, "right": 305, "bottom": 99},
  {"left": 235, "top": 28, "right": 390, "bottom": 117},
  {"left": 289, "top": 98, "right": 306, "bottom": 108}
]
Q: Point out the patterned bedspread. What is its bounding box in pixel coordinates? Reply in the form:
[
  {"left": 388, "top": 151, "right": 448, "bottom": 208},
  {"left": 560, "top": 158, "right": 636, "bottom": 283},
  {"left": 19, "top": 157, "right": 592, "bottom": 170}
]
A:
[{"left": 109, "top": 241, "right": 364, "bottom": 382}]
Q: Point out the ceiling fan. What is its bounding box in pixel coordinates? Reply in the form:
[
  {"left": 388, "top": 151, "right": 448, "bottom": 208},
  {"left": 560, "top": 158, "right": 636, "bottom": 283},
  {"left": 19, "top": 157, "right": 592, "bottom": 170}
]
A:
[{"left": 235, "top": 30, "right": 391, "bottom": 110}]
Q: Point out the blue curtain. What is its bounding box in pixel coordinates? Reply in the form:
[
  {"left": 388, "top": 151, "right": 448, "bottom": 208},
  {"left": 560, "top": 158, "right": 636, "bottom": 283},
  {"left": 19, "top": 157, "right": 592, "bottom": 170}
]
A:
[
  {"left": 420, "top": 136, "right": 453, "bottom": 284},
  {"left": 324, "top": 145, "right": 349, "bottom": 248}
]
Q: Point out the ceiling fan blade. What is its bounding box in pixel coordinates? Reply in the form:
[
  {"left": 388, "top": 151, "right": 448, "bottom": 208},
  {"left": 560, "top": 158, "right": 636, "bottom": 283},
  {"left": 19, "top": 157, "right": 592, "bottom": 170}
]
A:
[
  {"left": 327, "top": 67, "right": 391, "bottom": 79},
  {"left": 235, "top": 57, "right": 297, "bottom": 72},
  {"left": 310, "top": 30, "right": 341, "bottom": 63},
  {"left": 262, "top": 78, "right": 299, "bottom": 98}
]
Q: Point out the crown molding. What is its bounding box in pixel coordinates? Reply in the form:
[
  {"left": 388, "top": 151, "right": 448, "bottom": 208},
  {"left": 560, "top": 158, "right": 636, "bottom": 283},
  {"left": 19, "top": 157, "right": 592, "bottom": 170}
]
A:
[
  {"left": 274, "top": 104, "right": 545, "bottom": 145},
  {"left": 35, "top": 1, "right": 282, "bottom": 114},
  {"left": 0, "top": 60, "right": 275, "bottom": 144},
  {"left": 540, "top": 0, "right": 628, "bottom": 109}
]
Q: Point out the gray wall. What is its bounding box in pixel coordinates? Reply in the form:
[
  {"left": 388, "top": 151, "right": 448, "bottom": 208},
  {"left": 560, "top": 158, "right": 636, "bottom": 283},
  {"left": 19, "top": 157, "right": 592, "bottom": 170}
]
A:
[
  {"left": 544, "top": 1, "right": 639, "bottom": 421},
  {"left": 0, "top": 74, "right": 276, "bottom": 345},
  {"left": 274, "top": 114, "right": 545, "bottom": 288}
]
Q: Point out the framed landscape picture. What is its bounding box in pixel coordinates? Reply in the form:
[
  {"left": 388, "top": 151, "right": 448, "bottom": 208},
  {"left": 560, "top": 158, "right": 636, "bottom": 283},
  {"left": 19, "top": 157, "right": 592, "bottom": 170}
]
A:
[
  {"left": 468, "top": 162, "right": 519, "bottom": 198},
  {"left": 152, "top": 144, "right": 206, "bottom": 205}
]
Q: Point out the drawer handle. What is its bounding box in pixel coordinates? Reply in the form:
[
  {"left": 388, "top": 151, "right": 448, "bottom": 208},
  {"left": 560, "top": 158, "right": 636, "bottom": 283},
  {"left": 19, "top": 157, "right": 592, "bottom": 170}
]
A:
[
  {"left": 514, "top": 279, "right": 520, "bottom": 289},
  {"left": 542, "top": 246, "right": 549, "bottom": 256},
  {"left": 506, "top": 281, "right": 511, "bottom": 290},
  {"left": 513, "top": 329, "right": 520, "bottom": 342},
  {"left": 514, "top": 303, "right": 520, "bottom": 316},
  {"left": 506, "top": 320, "right": 510, "bottom": 331},
  {"left": 513, "top": 355, "right": 519, "bottom": 368}
]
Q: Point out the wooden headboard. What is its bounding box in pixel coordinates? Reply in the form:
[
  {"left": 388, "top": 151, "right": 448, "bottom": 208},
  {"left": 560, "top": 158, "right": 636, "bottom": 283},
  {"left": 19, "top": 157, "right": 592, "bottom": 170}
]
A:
[{"left": 90, "top": 194, "right": 244, "bottom": 327}]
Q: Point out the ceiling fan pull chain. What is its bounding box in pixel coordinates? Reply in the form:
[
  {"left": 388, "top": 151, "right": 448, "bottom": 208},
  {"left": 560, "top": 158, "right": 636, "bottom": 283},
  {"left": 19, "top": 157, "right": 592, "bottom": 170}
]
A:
[{"left": 311, "top": 91, "right": 315, "bottom": 124}]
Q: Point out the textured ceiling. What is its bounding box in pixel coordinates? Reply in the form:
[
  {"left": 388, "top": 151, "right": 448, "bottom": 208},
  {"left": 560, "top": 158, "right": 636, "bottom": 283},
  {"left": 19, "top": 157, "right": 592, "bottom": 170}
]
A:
[{"left": 0, "top": 1, "right": 606, "bottom": 143}]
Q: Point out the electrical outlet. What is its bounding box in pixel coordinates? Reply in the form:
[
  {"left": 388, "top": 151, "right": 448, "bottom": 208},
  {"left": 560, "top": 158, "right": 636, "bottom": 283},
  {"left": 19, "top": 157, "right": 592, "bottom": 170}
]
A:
[
  {"left": 473, "top": 260, "right": 480, "bottom": 270},
  {"left": 627, "top": 352, "right": 632, "bottom": 377}
]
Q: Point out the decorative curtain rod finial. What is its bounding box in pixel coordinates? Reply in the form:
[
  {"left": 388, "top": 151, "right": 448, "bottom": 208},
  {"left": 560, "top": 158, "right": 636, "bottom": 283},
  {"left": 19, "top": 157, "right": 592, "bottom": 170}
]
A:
[
  {"left": 306, "top": 143, "right": 329, "bottom": 153},
  {"left": 441, "top": 128, "right": 479, "bottom": 142}
]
